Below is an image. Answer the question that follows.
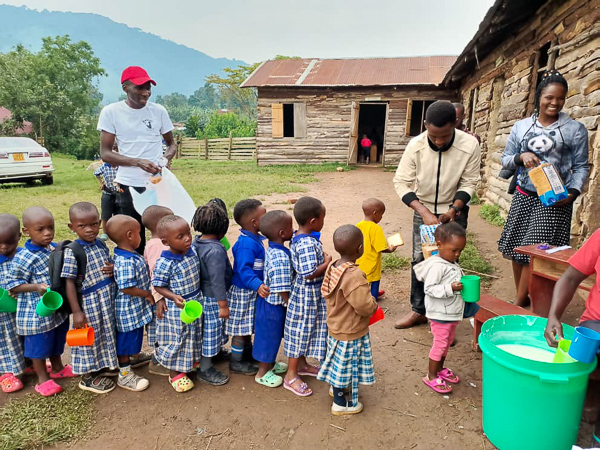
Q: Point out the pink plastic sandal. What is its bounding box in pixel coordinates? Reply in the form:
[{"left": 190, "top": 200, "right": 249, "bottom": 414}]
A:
[
  {"left": 0, "top": 373, "right": 24, "bottom": 393},
  {"left": 35, "top": 379, "right": 63, "bottom": 397},
  {"left": 283, "top": 377, "right": 313, "bottom": 397},
  {"left": 49, "top": 364, "right": 77, "bottom": 379},
  {"left": 297, "top": 364, "right": 320, "bottom": 377},
  {"left": 437, "top": 368, "right": 460, "bottom": 384},
  {"left": 422, "top": 376, "right": 452, "bottom": 394}
]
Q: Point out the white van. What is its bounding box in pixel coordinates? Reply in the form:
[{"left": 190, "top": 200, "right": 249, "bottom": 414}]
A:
[{"left": 0, "top": 137, "right": 54, "bottom": 185}]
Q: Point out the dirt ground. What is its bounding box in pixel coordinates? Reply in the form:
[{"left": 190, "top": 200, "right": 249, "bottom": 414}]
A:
[{"left": 3, "top": 167, "right": 594, "bottom": 449}]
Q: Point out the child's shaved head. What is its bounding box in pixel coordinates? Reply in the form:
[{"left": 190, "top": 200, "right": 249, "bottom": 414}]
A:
[
  {"left": 157, "top": 215, "right": 187, "bottom": 238},
  {"left": 22, "top": 206, "right": 53, "bottom": 227},
  {"left": 333, "top": 224, "right": 363, "bottom": 258},
  {"left": 362, "top": 198, "right": 385, "bottom": 214},
  {"left": 142, "top": 205, "right": 174, "bottom": 234},
  {"left": 0, "top": 214, "right": 20, "bottom": 239},
  {"left": 69, "top": 202, "right": 99, "bottom": 221},
  {"left": 259, "top": 210, "right": 291, "bottom": 241},
  {"left": 105, "top": 214, "right": 139, "bottom": 245}
]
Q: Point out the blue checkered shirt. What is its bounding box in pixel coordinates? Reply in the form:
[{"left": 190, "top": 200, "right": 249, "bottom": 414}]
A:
[
  {"left": 291, "top": 234, "right": 325, "bottom": 284},
  {"left": 0, "top": 248, "right": 21, "bottom": 289},
  {"left": 264, "top": 243, "right": 294, "bottom": 306},
  {"left": 152, "top": 249, "right": 201, "bottom": 300},
  {"left": 61, "top": 239, "right": 114, "bottom": 293},
  {"left": 113, "top": 248, "right": 153, "bottom": 332},
  {"left": 6, "top": 241, "right": 68, "bottom": 335},
  {"left": 94, "top": 162, "right": 119, "bottom": 193}
]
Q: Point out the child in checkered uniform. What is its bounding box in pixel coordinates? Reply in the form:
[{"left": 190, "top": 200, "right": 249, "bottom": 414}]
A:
[
  {"left": 283, "top": 197, "right": 331, "bottom": 397},
  {"left": 253, "top": 210, "right": 294, "bottom": 389},
  {"left": 94, "top": 157, "right": 119, "bottom": 241},
  {"left": 7, "top": 207, "right": 73, "bottom": 396},
  {"left": 318, "top": 225, "right": 377, "bottom": 415},
  {"left": 152, "top": 215, "right": 202, "bottom": 393},
  {"left": 141, "top": 205, "right": 174, "bottom": 377},
  {"left": 62, "top": 202, "right": 118, "bottom": 394},
  {"left": 227, "top": 199, "right": 268, "bottom": 375},
  {"left": 107, "top": 215, "right": 154, "bottom": 392},
  {"left": 0, "top": 214, "right": 26, "bottom": 393},
  {"left": 192, "top": 201, "right": 232, "bottom": 386}
]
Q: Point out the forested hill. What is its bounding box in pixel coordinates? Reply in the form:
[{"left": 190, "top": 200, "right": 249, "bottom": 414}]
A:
[{"left": 0, "top": 5, "right": 245, "bottom": 102}]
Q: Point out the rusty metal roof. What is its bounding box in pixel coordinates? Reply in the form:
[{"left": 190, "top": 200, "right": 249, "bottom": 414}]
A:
[{"left": 240, "top": 56, "right": 457, "bottom": 88}]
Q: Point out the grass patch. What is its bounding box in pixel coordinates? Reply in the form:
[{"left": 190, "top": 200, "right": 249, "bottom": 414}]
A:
[
  {"left": 479, "top": 204, "right": 506, "bottom": 227},
  {"left": 0, "top": 155, "right": 346, "bottom": 242},
  {"left": 460, "top": 232, "right": 494, "bottom": 282},
  {"left": 0, "top": 381, "right": 96, "bottom": 450},
  {"left": 382, "top": 253, "right": 411, "bottom": 272},
  {"left": 470, "top": 192, "right": 481, "bottom": 205}
]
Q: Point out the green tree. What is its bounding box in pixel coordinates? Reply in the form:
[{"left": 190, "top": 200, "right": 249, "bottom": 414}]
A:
[
  {"left": 189, "top": 83, "right": 219, "bottom": 110},
  {"left": 205, "top": 63, "right": 260, "bottom": 118},
  {"left": 196, "top": 112, "right": 256, "bottom": 139},
  {"left": 0, "top": 35, "right": 105, "bottom": 158}
]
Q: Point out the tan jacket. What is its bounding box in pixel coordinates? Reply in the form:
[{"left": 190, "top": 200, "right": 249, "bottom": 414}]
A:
[
  {"left": 393, "top": 129, "right": 481, "bottom": 215},
  {"left": 321, "top": 261, "right": 378, "bottom": 341}
]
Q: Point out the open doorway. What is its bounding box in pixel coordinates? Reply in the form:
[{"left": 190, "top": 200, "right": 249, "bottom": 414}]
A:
[{"left": 357, "top": 103, "right": 387, "bottom": 165}]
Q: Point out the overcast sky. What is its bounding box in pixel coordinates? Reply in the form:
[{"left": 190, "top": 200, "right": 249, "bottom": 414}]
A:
[{"left": 1, "top": 0, "right": 495, "bottom": 62}]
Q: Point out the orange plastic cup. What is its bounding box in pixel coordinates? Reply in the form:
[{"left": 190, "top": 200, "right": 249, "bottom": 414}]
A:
[
  {"left": 66, "top": 326, "right": 95, "bottom": 346},
  {"left": 369, "top": 306, "right": 385, "bottom": 326}
]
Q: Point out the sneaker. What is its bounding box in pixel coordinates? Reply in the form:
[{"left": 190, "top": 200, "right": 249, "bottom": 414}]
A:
[
  {"left": 79, "top": 374, "right": 116, "bottom": 394},
  {"left": 118, "top": 372, "right": 150, "bottom": 392},
  {"left": 229, "top": 359, "right": 258, "bottom": 375},
  {"left": 148, "top": 361, "right": 170, "bottom": 377},
  {"left": 331, "top": 401, "right": 363, "bottom": 416},
  {"left": 197, "top": 367, "right": 229, "bottom": 386},
  {"left": 130, "top": 351, "right": 153, "bottom": 368}
]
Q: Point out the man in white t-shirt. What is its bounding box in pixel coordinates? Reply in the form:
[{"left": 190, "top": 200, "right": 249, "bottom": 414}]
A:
[{"left": 97, "top": 66, "right": 177, "bottom": 253}]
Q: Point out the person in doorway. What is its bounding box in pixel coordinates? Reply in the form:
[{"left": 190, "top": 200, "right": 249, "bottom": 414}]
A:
[
  {"left": 497, "top": 70, "right": 589, "bottom": 307},
  {"left": 97, "top": 66, "right": 177, "bottom": 254},
  {"left": 360, "top": 135, "right": 372, "bottom": 164},
  {"left": 453, "top": 103, "right": 481, "bottom": 144},
  {"left": 393, "top": 101, "right": 481, "bottom": 330}
]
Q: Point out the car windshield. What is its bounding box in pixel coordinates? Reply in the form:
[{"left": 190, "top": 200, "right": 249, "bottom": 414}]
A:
[{"left": 0, "top": 138, "right": 42, "bottom": 149}]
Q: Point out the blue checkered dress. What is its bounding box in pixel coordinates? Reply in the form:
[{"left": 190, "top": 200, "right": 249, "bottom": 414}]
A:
[
  {"left": 0, "top": 250, "right": 26, "bottom": 375},
  {"left": 113, "top": 249, "right": 153, "bottom": 333},
  {"left": 283, "top": 235, "right": 328, "bottom": 360},
  {"left": 6, "top": 241, "right": 69, "bottom": 336},
  {"left": 225, "top": 285, "right": 256, "bottom": 337},
  {"left": 152, "top": 249, "right": 203, "bottom": 372},
  {"left": 317, "top": 334, "right": 375, "bottom": 406},
  {"left": 264, "top": 244, "right": 294, "bottom": 306},
  {"left": 94, "top": 163, "right": 118, "bottom": 193},
  {"left": 201, "top": 297, "right": 227, "bottom": 357},
  {"left": 61, "top": 239, "right": 118, "bottom": 374}
]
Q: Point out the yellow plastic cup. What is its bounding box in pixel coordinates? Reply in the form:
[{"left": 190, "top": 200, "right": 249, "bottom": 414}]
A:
[
  {"left": 180, "top": 300, "right": 203, "bottom": 324},
  {"left": 553, "top": 339, "right": 576, "bottom": 364},
  {"left": 0, "top": 287, "right": 17, "bottom": 313},
  {"left": 36, "top": 288, "right": 63, "bottom": 317}
]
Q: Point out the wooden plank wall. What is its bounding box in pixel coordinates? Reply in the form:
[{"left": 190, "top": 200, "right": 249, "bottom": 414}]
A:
[
  {"left": 457, "top": 0, "right": 600, "bottom": 242},
  {"left": 178, "top": 137, "right": 256, "bottom": 161},
  {"left": 256, "top": 86, "right": 457, "bottom": 166}
]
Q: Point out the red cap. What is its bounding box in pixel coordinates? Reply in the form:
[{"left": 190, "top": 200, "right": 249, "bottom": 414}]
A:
[{"left": 121, "top": 66, "right": 156, "bottom": 86}]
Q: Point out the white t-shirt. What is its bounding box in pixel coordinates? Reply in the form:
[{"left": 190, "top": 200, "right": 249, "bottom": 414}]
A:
[{"left": 97, "top": 101, "right": 174, "bottom": 187}]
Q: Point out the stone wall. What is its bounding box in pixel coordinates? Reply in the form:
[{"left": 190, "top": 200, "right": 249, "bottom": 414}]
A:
[{"left": 458, "top": 0, "right": 600, "bottom": 242}]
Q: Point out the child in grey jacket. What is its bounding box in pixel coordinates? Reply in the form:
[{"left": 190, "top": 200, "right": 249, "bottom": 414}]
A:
[{"left": 414, "top": 222, "right": 467, "bottom": 395}]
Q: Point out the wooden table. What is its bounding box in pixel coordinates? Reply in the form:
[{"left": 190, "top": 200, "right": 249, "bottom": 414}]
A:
[{"left": 515, "top": 244, "right": 595, "bottom": 317}]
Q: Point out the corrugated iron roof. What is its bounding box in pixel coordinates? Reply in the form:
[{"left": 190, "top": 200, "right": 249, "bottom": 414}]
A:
[{"left": 241, "top": 56, "right": 457, "bottom": 88}]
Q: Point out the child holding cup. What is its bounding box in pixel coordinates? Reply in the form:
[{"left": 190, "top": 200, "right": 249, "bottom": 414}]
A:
[{"left": 7, "top": 207, "right": 72, "bottom": 396}]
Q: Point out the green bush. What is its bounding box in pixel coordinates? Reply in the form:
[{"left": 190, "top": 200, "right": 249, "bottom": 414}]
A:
[
  {"left": 195, "top": 112, "right": 256, "bottom": 139},
  {"left": 479, "top": 204, "right": 506, "bottom": 227}
]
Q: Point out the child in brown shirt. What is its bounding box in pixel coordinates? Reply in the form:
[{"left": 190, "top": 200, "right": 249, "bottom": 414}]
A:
[{"left": 317, "top": 224, "right": 378, "bottom": 416}]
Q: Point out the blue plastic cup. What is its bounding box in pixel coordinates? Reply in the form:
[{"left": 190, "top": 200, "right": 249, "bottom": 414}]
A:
[{"left": 568, "top": 326, "right": 600, "bottom": 363}]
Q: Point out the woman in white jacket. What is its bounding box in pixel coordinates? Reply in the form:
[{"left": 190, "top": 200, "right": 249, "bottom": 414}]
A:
[{"left": 414, "top": 223, "right": 467, "bottom": 395}]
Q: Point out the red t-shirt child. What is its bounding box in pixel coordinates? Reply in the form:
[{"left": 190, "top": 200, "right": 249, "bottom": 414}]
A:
[
  {"left": 360, "top": 137, "right": 372, "bottom": 148},
  {"left": 568, "top": 229, "right": 600, "bottom": 322}
]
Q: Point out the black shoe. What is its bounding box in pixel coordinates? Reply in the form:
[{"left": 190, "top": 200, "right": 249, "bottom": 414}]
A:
[
  {"left": 212, "top": 348, "right": 231, "bottom": 363},
  {"left": 229, "top": 359, "right": 258, "bottom": 375},
  {"left": 197, "top": 367, "right": 229, "bottom": 386}
]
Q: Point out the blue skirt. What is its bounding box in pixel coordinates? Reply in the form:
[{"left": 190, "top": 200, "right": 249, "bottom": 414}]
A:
[{"left": 253, "top": 297, "right": 286, "bottom": 363}]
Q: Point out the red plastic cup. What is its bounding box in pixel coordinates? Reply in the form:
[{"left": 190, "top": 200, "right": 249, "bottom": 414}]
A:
[{"left": 369, "top": 306, "right": 385, "bottom": 326}]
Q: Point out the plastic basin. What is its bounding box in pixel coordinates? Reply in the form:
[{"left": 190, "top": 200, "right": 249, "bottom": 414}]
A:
[{"left": 478, "top": 315, "right": 596, "bottom": 450}]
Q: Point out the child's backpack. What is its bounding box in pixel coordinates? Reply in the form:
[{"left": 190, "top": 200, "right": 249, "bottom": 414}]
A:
[{"left": 48, "top": 240, "right": 88, "bottom": 314}]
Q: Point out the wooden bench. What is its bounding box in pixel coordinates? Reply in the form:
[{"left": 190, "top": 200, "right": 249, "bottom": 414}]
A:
[{"left": 473, "top": 293, "right": 538, "bottom": 351}]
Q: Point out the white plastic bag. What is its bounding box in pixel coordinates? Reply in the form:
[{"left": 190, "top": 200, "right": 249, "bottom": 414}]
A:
[{"left": 130, "top": 167, "right": 196, "bottom": 224}]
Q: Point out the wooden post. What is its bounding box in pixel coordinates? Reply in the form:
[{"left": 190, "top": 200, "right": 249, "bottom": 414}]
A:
[
  {"left": 204, "top": 137, "right": 209, "bottom": 160},
  {"left": 228, "top": 131, "right": 233, "bottom": 160}
]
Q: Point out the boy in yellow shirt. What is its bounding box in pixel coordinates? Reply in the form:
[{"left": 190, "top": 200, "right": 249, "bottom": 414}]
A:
[{"left": 356, "top": 198, "right": 399, "bottom": 300}]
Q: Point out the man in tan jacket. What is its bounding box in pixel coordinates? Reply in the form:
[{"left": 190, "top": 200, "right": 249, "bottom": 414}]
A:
[{"left": 393, "top": 101, "right": 481, "bottom": 329}]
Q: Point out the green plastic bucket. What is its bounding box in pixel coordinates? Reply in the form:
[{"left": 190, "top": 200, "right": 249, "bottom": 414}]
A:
[
  {"left": 0, "top": 288, "right": 17, "bottom": 313},
  {"left": 479, "top": 315, "right": 597, "bottom": 450},
  {"left": 460, "top": 275, "right": 480, "bottom": 302}
]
